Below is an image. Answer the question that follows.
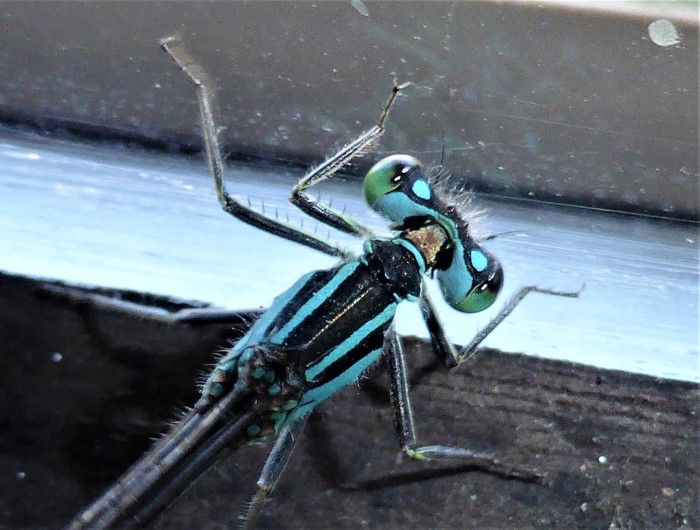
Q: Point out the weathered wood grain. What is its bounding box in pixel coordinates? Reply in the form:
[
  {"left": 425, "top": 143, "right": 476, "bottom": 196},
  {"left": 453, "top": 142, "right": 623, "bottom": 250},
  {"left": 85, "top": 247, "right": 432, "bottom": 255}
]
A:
[{"left": 0, "top": 272, "right": 697, "bottom": 529}]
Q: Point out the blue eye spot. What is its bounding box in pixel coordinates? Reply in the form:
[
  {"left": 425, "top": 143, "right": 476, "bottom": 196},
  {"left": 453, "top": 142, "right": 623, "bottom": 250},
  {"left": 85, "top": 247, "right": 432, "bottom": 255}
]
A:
[
  {"left": 470, "top": 250, "right": 488, "bottom": 272},
  {"left": 411, "top": 179, "right": 431, "bottom": 200}
]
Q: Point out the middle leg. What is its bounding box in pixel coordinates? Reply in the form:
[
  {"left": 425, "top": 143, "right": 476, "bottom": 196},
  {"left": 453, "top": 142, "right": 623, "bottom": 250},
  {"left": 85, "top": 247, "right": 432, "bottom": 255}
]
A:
[
  {"left": 385, "top": 324, "right": 542, "bottom": 482},
  {"left": 160, "top": 36, "right": 353, "bottom": 258}
]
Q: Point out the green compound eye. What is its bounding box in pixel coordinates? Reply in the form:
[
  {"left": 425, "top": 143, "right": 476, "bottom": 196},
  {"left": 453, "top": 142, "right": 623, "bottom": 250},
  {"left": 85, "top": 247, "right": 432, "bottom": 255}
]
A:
[
  {"left": 437, "top": 247, "right": 503, "bottom": 313},
  {"left": 451, "top": 270, "right": 502, "bottom": 313},
  {"left": 363, "top": 154, "right": 421, "bottom": 208},
  {"left": 363, "top": 154, "right": 437, "bottom": 226}
]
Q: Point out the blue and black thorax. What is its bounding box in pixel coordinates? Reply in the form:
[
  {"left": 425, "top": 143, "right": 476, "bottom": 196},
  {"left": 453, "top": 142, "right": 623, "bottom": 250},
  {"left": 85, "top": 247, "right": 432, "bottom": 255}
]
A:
[{"left": 197, "top": 154, "right": 503, "bottom": 437}]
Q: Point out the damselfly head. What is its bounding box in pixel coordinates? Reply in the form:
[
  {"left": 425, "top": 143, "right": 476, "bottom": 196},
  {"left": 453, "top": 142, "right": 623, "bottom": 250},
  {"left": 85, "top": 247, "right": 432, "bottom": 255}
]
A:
[
  {"left": 364, "top": 154, "right": 503, "bottom": 313},
  {"left": 363, "top": 154, "right": 435, "bottom": 225}
]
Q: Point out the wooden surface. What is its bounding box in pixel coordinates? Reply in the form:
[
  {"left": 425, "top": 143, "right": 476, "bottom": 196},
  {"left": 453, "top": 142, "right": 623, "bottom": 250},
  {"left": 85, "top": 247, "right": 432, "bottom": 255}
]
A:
[{"left": 1, "top": 271, "right": 697, "bottom": 530}]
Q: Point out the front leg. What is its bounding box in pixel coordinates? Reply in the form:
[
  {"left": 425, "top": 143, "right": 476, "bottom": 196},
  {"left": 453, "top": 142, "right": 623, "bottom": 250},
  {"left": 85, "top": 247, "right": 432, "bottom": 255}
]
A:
[
  {"left": 420, "top": 283, "right": 583, "bottom": 368},
  {"left": 289, "top": 79, "right": 410, "bottom": 237}
]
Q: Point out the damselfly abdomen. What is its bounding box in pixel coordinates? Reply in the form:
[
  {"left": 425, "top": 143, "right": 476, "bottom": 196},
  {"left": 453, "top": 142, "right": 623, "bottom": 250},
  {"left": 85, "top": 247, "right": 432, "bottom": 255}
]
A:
[{"left": 67, "top": 37, "right": 579, "bottom": 530}]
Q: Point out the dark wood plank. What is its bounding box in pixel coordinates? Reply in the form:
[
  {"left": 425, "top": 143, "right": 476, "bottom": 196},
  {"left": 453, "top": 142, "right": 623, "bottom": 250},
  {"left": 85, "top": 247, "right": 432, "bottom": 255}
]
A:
[{"left": 1, "top": 272, "right": 697, "bottom": 529}]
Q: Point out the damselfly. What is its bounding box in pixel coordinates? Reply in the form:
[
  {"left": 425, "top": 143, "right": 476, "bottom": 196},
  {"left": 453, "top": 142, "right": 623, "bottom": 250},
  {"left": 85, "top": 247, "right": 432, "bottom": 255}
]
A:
[{"left": 67, "top": 37, "right": 580, "bottom": 529}]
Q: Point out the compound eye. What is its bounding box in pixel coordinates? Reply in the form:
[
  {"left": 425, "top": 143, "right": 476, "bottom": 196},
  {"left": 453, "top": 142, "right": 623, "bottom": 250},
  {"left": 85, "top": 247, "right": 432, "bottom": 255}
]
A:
[
  {"left": 363, "top": 154, "right": 421, "bottom": 208},
  {"left": 436, "top": 247, "right": 504, "bottom": 314},
  {"left": 453, "top": 264, "right": 503, "bottom": 313}
]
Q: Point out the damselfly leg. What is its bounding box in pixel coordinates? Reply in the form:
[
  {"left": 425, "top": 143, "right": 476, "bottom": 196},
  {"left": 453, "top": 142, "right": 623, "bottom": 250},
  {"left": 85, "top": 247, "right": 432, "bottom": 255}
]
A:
[
  {"left": 40, "top": 281, "right": 262, "bottom": 325},
  {"left": 161, "top": 36, "right": 408, "bottom": 259},
  {"left": 420, "top": 284, "right": 584, "bottom": 368},
  {"left": 386, "top": 284, "right": 583, "bottom": 482},
  {"left": 243, "top": 413, "right": 310, "bottom": 526}
]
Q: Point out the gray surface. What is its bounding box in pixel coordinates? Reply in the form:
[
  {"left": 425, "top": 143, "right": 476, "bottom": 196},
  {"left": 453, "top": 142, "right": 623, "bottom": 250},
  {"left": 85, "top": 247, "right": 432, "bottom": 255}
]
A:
[
  {"left": 0, "top": 127, "right": 697, "bottom": 382},
  {"left": 0, "top": 1, "right": 697, "bottom": 218}
]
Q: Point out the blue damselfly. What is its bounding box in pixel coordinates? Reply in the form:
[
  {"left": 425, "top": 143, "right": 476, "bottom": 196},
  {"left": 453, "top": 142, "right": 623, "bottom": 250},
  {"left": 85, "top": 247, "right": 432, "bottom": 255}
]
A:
[{"left": 67, "top": 37, "right": 579, "bottom": 529}]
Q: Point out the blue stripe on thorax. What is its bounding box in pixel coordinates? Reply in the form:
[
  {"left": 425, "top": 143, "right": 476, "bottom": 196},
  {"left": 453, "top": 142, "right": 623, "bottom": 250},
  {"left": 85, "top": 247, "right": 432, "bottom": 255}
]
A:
[
  {"left": 220, "top": 270, "right": 316, "bottom": 362},
  {"left": 305, "top": 302, "right": 397, "bottom": 381},
  {"left": 286, "top": 346, "right": 384, "bottom": 424},
  {"left": 269, "top": 261, "right": 360, "bottom": 345},
  {"left": 201, "top": 269, "right": 318, "bottom": 400}
]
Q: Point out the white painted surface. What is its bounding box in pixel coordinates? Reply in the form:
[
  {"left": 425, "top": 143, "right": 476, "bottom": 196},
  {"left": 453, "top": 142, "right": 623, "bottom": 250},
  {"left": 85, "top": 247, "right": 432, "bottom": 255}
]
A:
[{"left": 1, "top": 128, "right": 697, "bottom": 381}]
